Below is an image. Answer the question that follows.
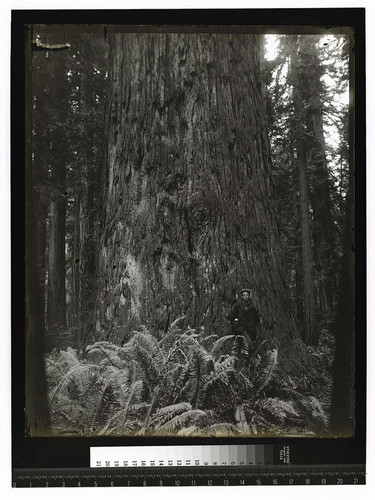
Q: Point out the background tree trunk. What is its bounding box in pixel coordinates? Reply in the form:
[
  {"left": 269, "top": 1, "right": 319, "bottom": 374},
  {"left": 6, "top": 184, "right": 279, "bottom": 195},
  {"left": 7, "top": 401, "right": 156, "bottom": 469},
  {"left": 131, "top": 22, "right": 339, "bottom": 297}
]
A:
[
  {"left": 79, "top": 177, "right": 98, "bottom": 346},
  {"left": 46, "top": 163, "right": 67, "bottom": 333},
  {"left": 294, "top": 248, "right": 305, "bottom": 327},
  {"left": 45, "top": 49, "right": 68, "bottom": 334},
  {"left": 71, "top": 192, "right": 81, "bottom": 328},
  {"left": 94, "top": 33, "right": 297, "bottom": 343},
  {"left": 299, "top": 35, "right": 334, "bottom": 318},
  {"left": 330, "top": 114, "right": 355, "bottom": 436},
  {"left": 70, "top": 35, "right": 106, "bottom": 347},
  {"left": 290, "top": 35, "right": 317, "bottom": 345}
]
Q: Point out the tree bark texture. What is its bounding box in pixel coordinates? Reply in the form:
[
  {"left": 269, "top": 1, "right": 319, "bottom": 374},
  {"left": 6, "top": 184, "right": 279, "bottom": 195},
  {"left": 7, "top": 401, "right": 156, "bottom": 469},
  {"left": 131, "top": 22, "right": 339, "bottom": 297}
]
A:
[
  {"left": 71, "top": 192, "right": 81, "bottom": 328},
  {"left": 290, "top": 36, "right": 317, "bottom": 345},
  {"left": 294, "top": 248, "right": 305, "bottom": 327},
  {"left": 299, "top": 36, "right": 334, "bottom": 316},
  {"left": 71, "top": 35, "right": 105, "bottom": 347},
  {"left": 45, "top": 49, "right": 69, "bottom": 334},
  {"left": 95, "top": 33, "right": 297, "bottom": 343},
  {"left": 46, "top": 168, "right": 67, "bottom": 333},
  {"left": 78, "top": 180, "right": 97, "bottom": 346}
]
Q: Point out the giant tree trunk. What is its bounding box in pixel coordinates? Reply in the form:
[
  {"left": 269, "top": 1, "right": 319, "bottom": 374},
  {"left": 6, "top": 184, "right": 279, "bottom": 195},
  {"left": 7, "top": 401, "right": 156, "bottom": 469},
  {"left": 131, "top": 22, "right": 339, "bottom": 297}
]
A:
[
  {"left": 95, "top": 33, "right": 297, "bottom": 343},
  {"left": 290, "top": 36, "right": 317, "bottom": 345},
  {"left": 299, "top": 35, "right": 334, "bottom": 317}
]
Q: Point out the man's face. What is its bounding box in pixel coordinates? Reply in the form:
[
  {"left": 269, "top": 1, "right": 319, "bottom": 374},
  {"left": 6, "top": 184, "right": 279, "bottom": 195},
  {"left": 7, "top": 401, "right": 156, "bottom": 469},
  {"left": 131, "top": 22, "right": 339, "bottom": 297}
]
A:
[{"left": 241, "top": 291, "right": 250, "bottom": 301}]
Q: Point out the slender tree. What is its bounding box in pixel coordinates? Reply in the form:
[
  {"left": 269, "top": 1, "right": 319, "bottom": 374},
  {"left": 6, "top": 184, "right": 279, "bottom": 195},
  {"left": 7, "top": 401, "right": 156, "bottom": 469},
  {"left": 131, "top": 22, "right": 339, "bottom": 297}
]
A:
[
  {"left": 298, "top": 35, "right": 335, "bottom": 318},
  {"left": 94, "top": 33, "right": 297, "bottom": 343},
  {"left": 66, "top": 34, "right": 107, "bottom": 346},
  {"left": 45, "top": 44, "right": 69, "bottom": 334},
  {"left": 330, "top": 130, "right": 354, "bottom": 435},
  {"left": 265, "top": 35, "right": 350, "bottom": 342},
  {"left": 289, "top": 35, "right": 317, "bottom": 345}
]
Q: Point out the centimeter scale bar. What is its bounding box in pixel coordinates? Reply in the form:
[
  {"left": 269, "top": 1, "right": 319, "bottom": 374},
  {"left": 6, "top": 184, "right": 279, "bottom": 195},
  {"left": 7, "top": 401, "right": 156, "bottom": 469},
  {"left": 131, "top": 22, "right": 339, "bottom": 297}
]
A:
[
  {"left": 13, "top": 464, "right": 366, "bottom": 487},
  {"left": 90, "top": 444, "right": 280, "bottom": 468}
]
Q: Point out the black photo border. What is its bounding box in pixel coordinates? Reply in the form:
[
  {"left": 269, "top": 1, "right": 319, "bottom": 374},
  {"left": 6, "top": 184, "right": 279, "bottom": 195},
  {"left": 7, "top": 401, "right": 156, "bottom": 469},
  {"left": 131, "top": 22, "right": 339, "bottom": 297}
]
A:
[{"left": 11, "top": 7, "right": 366, "bottom": 474}]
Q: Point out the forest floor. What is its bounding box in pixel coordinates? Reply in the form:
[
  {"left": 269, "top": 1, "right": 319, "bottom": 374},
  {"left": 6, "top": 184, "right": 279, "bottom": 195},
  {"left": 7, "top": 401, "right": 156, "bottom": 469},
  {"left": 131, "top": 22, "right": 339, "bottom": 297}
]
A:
[{"left": 44, "top": 322, "right": 335, "bottom": 438}]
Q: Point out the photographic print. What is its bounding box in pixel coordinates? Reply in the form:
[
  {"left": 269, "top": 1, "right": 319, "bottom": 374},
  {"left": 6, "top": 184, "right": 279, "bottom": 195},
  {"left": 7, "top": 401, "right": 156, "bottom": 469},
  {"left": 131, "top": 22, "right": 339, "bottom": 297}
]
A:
[{"left": 24, "top": 24, "right": 355, "bottom": 439}]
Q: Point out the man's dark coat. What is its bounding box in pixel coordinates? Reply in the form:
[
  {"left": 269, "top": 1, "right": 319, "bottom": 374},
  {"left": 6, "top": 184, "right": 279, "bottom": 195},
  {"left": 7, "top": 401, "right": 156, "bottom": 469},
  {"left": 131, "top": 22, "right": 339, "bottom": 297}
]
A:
[{"left": 227, "top": 299, "right": 260, "bottom": 342}]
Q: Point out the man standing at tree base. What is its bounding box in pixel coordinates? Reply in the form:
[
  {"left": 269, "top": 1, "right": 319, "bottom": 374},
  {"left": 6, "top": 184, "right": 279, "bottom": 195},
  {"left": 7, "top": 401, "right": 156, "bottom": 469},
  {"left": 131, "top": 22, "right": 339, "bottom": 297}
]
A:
[{"left": 227, "top": 288, "right": 260, "bottom": 363}]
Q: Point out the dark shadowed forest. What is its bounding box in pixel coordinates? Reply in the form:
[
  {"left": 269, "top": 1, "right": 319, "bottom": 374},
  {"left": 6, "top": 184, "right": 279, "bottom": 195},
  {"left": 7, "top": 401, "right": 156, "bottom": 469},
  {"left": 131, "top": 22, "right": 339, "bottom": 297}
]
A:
[{"left": 25, "top": 27, "right": 354, "bottom": 437}]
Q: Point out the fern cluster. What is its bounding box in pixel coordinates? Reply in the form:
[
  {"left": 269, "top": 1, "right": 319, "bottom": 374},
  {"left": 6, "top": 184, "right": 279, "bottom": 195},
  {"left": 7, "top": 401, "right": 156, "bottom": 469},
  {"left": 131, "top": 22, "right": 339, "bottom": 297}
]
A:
[{"left": 45, "top": 320, "right": 331, "bottom": 436}]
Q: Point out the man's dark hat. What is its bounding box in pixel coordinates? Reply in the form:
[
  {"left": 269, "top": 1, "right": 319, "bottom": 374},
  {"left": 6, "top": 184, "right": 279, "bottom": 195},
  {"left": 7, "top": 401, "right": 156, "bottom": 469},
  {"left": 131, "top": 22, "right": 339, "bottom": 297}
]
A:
[{"left": 240, "top": 288, "right": 251, "bottom": 295}]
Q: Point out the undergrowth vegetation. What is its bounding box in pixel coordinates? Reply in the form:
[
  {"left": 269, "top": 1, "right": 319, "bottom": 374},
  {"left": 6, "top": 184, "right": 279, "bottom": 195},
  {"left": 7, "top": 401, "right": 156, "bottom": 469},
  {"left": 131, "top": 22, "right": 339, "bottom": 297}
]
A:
[{"left": 45, "top": 319, "right": 334, "bottom": 436}]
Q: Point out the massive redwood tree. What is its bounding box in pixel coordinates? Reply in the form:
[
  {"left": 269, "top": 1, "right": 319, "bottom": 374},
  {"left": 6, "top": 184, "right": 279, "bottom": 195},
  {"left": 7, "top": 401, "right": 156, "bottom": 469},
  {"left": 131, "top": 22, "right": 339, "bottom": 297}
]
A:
[{"left": 94, "top": 33, "right": 297, "bottom": 343}]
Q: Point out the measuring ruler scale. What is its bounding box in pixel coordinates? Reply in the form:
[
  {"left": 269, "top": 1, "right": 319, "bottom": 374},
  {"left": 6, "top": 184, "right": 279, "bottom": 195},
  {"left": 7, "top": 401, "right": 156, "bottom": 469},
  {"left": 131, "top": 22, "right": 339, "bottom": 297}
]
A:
[
  {"left": 13, "top": 464, "right": 366, "bottom": 487},
  {"left": 12, "top": 444, "right": 366, "bottom": 486}
]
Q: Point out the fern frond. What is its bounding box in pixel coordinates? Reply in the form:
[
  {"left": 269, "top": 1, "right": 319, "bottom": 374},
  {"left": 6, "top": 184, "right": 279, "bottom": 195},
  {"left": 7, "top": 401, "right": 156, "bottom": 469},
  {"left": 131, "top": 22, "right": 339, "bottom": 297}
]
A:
[
  {"left": 51, "top": 401, "right": 86, "bottom": 428},
  {"left": 179, "top": 344, "right": 214, "bottom": 407},
  {"left": 127, "top": 379, "right": 144, "bottom": 407},
  {"left": 125, "top": 332, "right": 165, "bottom": 383},
  {"left": 204, "top": 355, "right": 236, "bottom": 391},
  {"left": 170, "top": 316, "right": 186, "bottom": 328},
  {"left": 309, "top": 397, "right": 328, "bottom": 426},
  {"left": 104, "top": 366, "right": 132, "bottom": 406},
  {"left": 45, "top": 356, "right": 66, "bottom": 382},
  {"left": 60, "top": 347, "right": 81, "bottom": 367},
  {"left": 211, "top": 335, "right": 236, "bottom": 356},
  {"left": 90, "top": 380, "right": 121, "bottom": 429},
  {"left": 201, "top": 335, "right": 219, "bottom": 347},
  {"left": 46, "top": 347, "right": 81, "bottom": 382},
  {"left": 156, "top": 409, "right": 206, "bottom": 432},
  {"left": 105, "top": 418, "right": 142, "bottom": 436},
  {"left": 51, "top": 400, "right": 85, "bottom": 423},
  {"left": 149, "top": 402, "right": 192, "bottom": 428},
  {"left": 134, "top": 345, "right": 160, "bottom": 387},
  {"left": 294, "top": 396, "right": 328, "bottom": 429},
  {"left": 129, "top": 331, "right": 163, "bottom": 363},
  {"left": 86, "top": 342, "right": 125, "bottom": 369},
  {"left": 258, "top": 397, "right": 299, "bottom": 424},
  {"left": 96, "top": 380, "right": 144, "bottom": 434},
  {"left": 97, "top": 407, "right": 128, "bottom": 434},
  {"left": 190, "top": 351, "right": 202, "bottom": 408},
  {"left": 48, "top": 363, "right": 100, "bottom": 406},
  {"left": 237, "top": 371, "right": 254, "bottom": 392},
  {"left": 255, "top": 349, "right": 278, "bottom": 396},
  {"left": 158, "top": 319, "right": 184, "bottom": 348},
  {"left": 151, "top": 402, "right": 191, "bottom": 419},
  {"left": 235, "top": 404, "right": 250, "bottom": 433}
]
